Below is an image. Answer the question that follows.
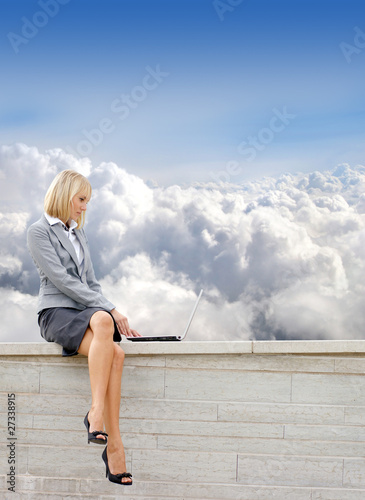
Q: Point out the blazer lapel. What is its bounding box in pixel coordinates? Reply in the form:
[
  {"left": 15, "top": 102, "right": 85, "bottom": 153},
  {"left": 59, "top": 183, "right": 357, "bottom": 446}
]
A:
[{"left": 49, "top": 221, "right": 81, "bottom": 273}]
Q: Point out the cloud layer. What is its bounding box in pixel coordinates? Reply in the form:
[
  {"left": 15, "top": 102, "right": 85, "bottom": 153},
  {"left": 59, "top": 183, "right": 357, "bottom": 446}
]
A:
[{"left": 1, "top": 143, "right": 364, "bottom": 343}]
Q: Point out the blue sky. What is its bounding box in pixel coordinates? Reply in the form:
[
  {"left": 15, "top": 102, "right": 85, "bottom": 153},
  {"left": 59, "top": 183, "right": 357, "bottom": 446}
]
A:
[{"left": 1, "top": 0, "right": 364, "bottom": 185}]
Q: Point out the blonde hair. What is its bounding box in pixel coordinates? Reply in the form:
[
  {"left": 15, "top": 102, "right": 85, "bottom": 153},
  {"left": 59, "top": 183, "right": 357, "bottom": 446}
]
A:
[{"left": 44, "top": 170, "right": 92, "bottom": 229}]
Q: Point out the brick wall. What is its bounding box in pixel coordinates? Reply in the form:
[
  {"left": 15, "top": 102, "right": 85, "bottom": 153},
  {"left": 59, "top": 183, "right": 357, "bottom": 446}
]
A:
[{"left": 1, "top": 340, "right": 365, "bottom": 499}]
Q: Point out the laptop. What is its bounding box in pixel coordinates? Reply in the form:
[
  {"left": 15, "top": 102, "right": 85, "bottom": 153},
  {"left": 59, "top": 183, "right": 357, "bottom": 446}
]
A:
[{"left": 127, "top": 289, "right": 203, "bottom": 342}]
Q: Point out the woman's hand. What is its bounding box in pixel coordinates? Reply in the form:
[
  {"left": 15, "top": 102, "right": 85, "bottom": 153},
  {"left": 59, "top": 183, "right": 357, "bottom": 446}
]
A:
[{"left": 110, "top": 309, "right": 141, "bottom": 337}]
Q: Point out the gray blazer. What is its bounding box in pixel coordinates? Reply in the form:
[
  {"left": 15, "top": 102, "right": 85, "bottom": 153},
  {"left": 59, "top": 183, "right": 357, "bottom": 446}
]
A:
[{"left": 27, "top": 214, "right": 115, "bottom": 313}]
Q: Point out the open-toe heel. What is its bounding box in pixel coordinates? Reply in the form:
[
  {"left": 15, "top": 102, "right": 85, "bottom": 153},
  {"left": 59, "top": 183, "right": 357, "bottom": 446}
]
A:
[
  {"left": 83, "top": 411, "right": 108, "bottom": 445},
  {"left": 102, "top": 446, "right": 133, "bottom": 486}
]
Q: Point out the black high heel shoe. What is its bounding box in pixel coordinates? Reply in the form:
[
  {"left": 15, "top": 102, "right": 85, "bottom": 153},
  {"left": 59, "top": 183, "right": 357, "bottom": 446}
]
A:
[
  {"left": 102, "top": 446, "right": 133, "bottom": 486},
  {"left": 83, "top": 411, "right": 108, "bottom": 445}
]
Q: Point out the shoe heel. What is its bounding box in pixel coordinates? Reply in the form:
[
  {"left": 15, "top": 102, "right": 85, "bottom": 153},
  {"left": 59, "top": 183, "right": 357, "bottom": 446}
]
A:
[
  {"left": 102, "top": 447, "right": 109, "bottom": 478},
  {"left": 84, "top": 411, "right": 108, "bottom": 445}
]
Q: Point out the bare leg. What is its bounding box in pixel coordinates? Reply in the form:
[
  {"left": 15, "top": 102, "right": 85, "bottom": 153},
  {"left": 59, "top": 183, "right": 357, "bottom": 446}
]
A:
[
  {"left": 103, "top": 346, "right": 124, "bottom": 442},
  {"left": 78, "top": 312, "right": 131, "bottom": 484},
  {"left": 78, "top": 311, "right": 114, "bottom": 438},
  {"left": 103, "top": 344, "right": 131, "bottom": 482}
]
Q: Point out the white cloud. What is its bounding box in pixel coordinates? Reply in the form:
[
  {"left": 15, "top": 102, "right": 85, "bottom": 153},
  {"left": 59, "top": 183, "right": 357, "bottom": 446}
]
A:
[
  {"left": 0, "top": 253, "right": 22, "bottom": 278},
  {"left": 1, "top": 143, "right": 365, "bottom": 343},
  {"left": 0, "top": 288, "right": 39, "bottom": 342}
]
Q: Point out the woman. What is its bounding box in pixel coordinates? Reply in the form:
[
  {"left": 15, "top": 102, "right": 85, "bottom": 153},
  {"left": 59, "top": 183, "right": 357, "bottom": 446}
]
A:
[{"left": 27, "top": 169, "right": 140, "bottom": 486}]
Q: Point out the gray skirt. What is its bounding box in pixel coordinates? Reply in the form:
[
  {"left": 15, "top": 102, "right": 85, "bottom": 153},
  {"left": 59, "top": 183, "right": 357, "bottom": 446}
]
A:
[{"left": 38, "top": 307, "right": 121, "bottom": 357}]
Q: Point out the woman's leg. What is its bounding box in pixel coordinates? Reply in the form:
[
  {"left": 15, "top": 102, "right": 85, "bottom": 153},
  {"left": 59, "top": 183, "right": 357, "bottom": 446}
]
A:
[
  {"left": 78, "top": 311, "right": 114, "bottom": 438},
  {"left": 103, "top": 344, "right": 131, "bottom": 482},
  {"left": 78, "top": 312, "right": 131, "bottom": 483}
]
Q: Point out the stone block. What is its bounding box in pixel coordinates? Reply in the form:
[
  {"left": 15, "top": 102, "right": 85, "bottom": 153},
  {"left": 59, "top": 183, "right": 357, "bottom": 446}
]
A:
[
  {"left": 39, "top": 364, "right": 89, "bottom": 395},
  {"left": 157, "top": 434, "right": 365, "bottom": 458},
  {"left": 38, "top": 361, "right": 166, "bottom": 399},
  {"left": 32, "top": 414, "right": 84, "bottom": 431},
  {"left": 15, "top": 475, "right": 80, "bottom": 495},
  {"left": 253, "top": 340, "right": 365, "bottom": 354},
  {"left": 81, "top": 478, "right": 312, "bottom": 499},
  {"left": 218, "top": 401, "right": 345, "bottom": 425},
  {"left": 30, "top": 415, "right": 157, "bottom": 449},
  {"left": 26, "top": 445, "right": 131, "bottom": 479},
  {"left": 284, "top": 423, "right": 365, "bottom": 442},
  {"left": 122, "top": 365, "right": 165, "bottom": 398},
  {"left": 343, "top": 459, "right": 365, "bottom": 488},
  {"left": 166, "top": 353, "right": 335, "bottom": 373},
  {"left": 131, "top": 449, "right": 237, "bottom": 483},
  {"left": 119, "top": 417, "right": 284, "bottom": 440},
  {"left": 4, "top": 493, "right": 101, "bottom": 500},
  {"left": 241, "top": 355, "right": 335, "bottom": 373},
  {"left": 119, "top": 397, "right": 218, "bottom": 422},
  {"left": 18, "top": 427, "right": 155, "bottom": 451},
  {"left": 311, "top": 488, "right": 365, "bottom": 500},
  {"left": 237, "top": 455, "right": 343, "bottom": 487},
  {"left": 345, "top": 406, "right": 365, "bottom": 425},
  {"left": 165, "top": 368, "right": 292, "bottom": 402},
  {"left": 123, "top": 340, "right": 252, "bottom": 356},
  {"left": 124, "top": 355, "right": 166, "bottom": 367},
  {"left": 291, "top": 373, "right": 365, "bottom": 405},
  {"left": 0, "top": 361, "right": 40, "bottom": 393},
  {"left": 335, "top": 358, "right": 365, "bottom": 374},
  {"left": 0, "top": 342, "right": 61, "bottom": 356},
  {"left": 16, "top": 393, "right": 90, "bottom": 417}
]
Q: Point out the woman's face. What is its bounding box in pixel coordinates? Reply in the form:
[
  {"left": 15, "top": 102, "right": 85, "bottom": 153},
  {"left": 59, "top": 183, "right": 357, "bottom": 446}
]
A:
[{"left": 70, "top": 192, "right": 89, "bottom": 221}]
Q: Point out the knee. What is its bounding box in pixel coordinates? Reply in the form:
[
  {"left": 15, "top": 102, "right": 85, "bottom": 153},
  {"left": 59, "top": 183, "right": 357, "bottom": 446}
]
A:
[
  {"left": 90, "top": 311, "right": 114, "bottom": 341},
  {"left": 112, "top": 344, "right": 125, "bottom": 371}
]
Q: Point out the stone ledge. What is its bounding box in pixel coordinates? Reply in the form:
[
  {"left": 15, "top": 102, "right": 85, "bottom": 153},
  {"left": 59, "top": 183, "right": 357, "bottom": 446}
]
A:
[
  {"left": 0, "top": 340, "right": 252, "bottom": 356},
  {"left": 252, "top": 340, "right": 365, "bottom": 355},
  {"left": 0, "top": 340, "right": 365, "bottom": 357},
  {"left": 1, "top": 339, "right": 365, "bottom": 499}
]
